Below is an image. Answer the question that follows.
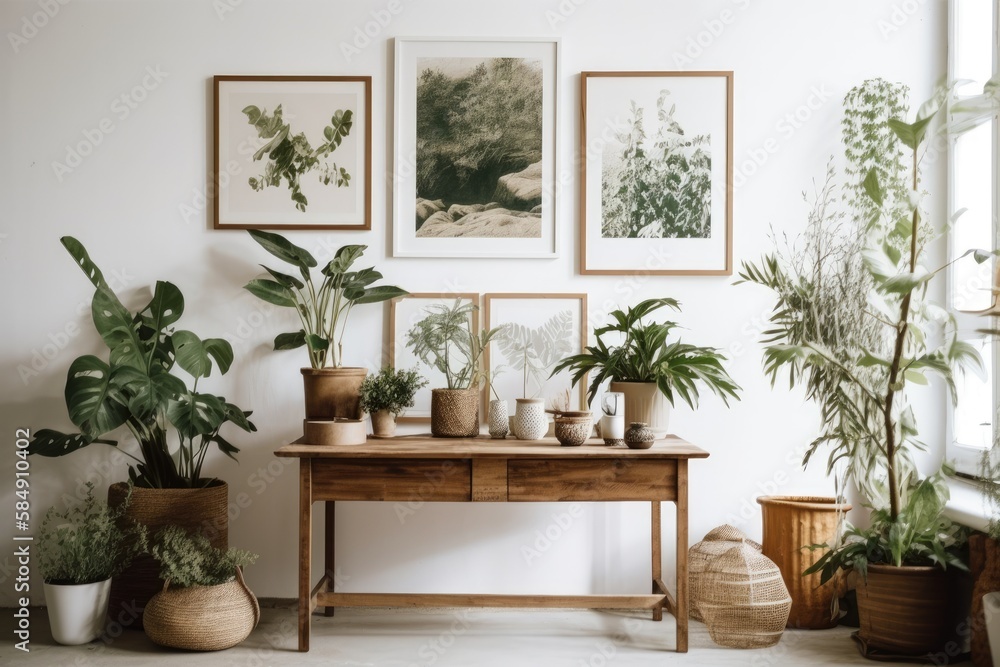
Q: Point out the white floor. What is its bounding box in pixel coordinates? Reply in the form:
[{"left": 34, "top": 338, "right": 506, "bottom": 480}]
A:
[{"left": 4, "top": 603, "right": 927, "bottom": 666}]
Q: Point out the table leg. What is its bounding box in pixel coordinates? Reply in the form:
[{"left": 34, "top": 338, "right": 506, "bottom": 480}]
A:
[
  {"left": 676, "top": 460, "right": 689, "bottom": 653},
  {"left": 651, "top": 500, "right": 662, "bottom": 622},
  {"left": 298, "top": 459, "right": 312, "bottom": 652},
  {"left": 324, "top": 500, "right": 335, "bottom": 617}
]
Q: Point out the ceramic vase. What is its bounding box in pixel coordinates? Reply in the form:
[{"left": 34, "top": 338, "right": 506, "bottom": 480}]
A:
[
  {"left": 44, "top": 579, "right": 111, "bottom": 645},
  {"left": 625, "top": 421, "right": 655, "bottom": 449},
  {"left": 512, "top": 398, "right": 547, "bottom": 440},
  {"left": 600, "top": 391, "right": 625, "bottom": 445},
  {"left": 488, "top": 400, "right": 509, "bottom": 439},
  {"left": 370, "top": 410, "right": 396, "bottom": 438}
]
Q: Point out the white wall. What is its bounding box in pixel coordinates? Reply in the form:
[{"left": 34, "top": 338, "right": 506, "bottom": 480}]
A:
[{"left": 0, "top": 0, "right": 948, "bottom": 605}]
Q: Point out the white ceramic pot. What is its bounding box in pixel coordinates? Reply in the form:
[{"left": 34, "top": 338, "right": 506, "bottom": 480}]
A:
[
  {"left": 986, "top": 591, "right": 1000, "bottom": 667},
  {"left": 44, "top": 579, "right": 111, "bottom": 645},
  {"left": 610, "top": 381, "right": 671, "bottom": 439},
  {"left": 488, "top": 399, "right": 509, "bottom": 439},
  {"left": 512, "top": 398, "right": 547, "bottom": 440}
]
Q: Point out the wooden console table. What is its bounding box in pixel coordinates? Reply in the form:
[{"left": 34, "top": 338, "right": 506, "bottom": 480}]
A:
[{"left": 274, "top": 434, "right": 708, "bottom": 653}]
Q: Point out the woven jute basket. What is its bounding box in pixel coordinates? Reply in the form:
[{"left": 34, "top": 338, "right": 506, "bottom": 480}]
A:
[
  {"left": 430, "top": 388, "right": 480, "bottom": 437},
  {"left": 108, "top": 482, "right": 229, "bottom": 629},
  {"left": 689, "top": 525, "right": 762, "bottom": 622},
  {"left": 700, "top": 541, "right": 791, "bottom": 649},
  {"left": 144, "top": 567, "right": 260, "bottom": 651}
]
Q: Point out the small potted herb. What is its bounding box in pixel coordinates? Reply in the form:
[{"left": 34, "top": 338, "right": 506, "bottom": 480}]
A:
[
  {"left": 38, "top": 483, "right": 147, "bottom": 645},
  {"left": 358, "top": 366, "right": 428, "bottom": 437},
  {"left": 144, "top": 526, "right": 260, "bottom": 651}
]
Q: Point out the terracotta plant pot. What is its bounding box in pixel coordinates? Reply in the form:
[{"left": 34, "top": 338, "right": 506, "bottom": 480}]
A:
[
  {"left": 301, "top": 367, "right": 367, "bottom": 420},
  {"left": 610, "top": 381, "right": 671, "bottom": 438},
  {"left": 370, "top": 410, "right": 397, "bottom": 438},
  {"left": 107, "top": 482, "right": 228, "bottom": 629},
  {"left": 430, "top": 388, "right": 479, "bottom": 438},
  {"left": 856, "top": 564, "right": 972, "bottom": 656},
  {"left": 756, "top": 495, "right": 851, "bottom": 629}
]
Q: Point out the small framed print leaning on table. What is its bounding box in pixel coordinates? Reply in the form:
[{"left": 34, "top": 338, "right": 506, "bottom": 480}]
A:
[
  {"left": 213, "top": 75, "right": 371, "bottom": 230},
  {"left": 580, "top": 71, "right": 733, "bottom": 275}
]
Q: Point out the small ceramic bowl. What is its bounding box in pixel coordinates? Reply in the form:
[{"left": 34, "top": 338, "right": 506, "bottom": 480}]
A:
[{"left": 554, "top": 414, "right": 593, "bottom": 447}]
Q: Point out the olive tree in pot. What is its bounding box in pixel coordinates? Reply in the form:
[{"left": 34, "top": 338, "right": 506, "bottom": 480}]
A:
[
  {"left": 742, "top": 80, "right": 995, "bottom": 655},
  {"left": 244, "top": 230, "right": 407, "bottom": 422},
  {"left": 358, "top": 366, "right": 428, "bottom": 437},
  {"left": 27, "top": 237, "right": 256, "bottom": 626},
  {"left": 38, "top": 483, "right": 147, "bottom": 645},
  {"left": 551, "top": 298, "right": 740, "bottom": 438},
  {"left": 405, "top": 299, "right": 502, "bottom": 437}
]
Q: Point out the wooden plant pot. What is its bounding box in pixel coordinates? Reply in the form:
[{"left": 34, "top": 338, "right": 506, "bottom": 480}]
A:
[
  {"left": 107, "top": 482, "right": 228, "bottom": 629},
  {"left": 856, "top": 564, "right": 972, "bottom": 656},
  {"left": 609, "top": 381, "right": 671, "bottom": 438},
  {"left": 430, "top": 388, "right": 479, "bottom": 438},
  {"left": 370, "top": 410, "right": 397, "bottom": 438},
  {"left": 301, "top": 367, "right": 367, "bottom": 420},
  {"left": 756, "top": 495, "right": 851, "bottom": 629},
  {"left": 144, "top": 567, "right": 260, "bottom": 651}
]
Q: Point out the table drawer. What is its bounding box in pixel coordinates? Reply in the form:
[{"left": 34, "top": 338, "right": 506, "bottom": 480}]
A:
[
  {"left": 311, "top": 459, "right": 471, "bottom": 501},
  {"left": 508, "top": 459, "right": 677, "bottom": 501}
]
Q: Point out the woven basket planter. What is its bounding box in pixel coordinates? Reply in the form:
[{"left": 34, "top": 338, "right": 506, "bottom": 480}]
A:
[
  {"left": 430, "top": 388, "right": 479, "bottom": 437},
  {"left": 144, "top": 567, "right": 260, "bottom": 651},
  {"left": 699, "top": 542, "right": 791, "bottom": 649},
  {"left": 689, "top": 525, "right": 762, "bottom": 622},
  {"left": 108, "top": 482, "right": 229, "bottom": 629}
]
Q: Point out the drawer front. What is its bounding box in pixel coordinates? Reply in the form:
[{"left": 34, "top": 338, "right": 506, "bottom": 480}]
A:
[
  {"left": 508, "top": 459, "right": 677, "bottom": 502},
  {"left": 311, "top": 459, "right": 471, "bottom": 501}
]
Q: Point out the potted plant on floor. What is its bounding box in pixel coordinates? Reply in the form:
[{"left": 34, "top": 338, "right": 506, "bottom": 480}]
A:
[
  {"left": 405, "top": 299, "right": 502, "bottom": 437},
  {"left": 27, "top": 236, "right": 256, "bottom": 626},
  {"left": 144, "top": 526, "right": 259, "bottom": 651},
  {"left": 551, "top": 298, "right": 740, "bottom": 437},
  {"left": 741, "top": 80, "right": 991, "bottom": 655},
  {"left": 358, "top": 366, "right": 428, "bottom": 437},
  {"left": 38, "top": 483, "right": 147, "bottom": 645},
  {"left": 244, "top": 230, "right": 408, "bottom": 421}
]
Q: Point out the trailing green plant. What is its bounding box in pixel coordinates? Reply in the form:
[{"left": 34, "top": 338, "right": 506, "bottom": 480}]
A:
[
  {"left": 244, "top": 230, "right": 407, "bottom": 369},
  {"left": 151, "top": 525, "right": 258, "bottom": 588},
  {"left": 38, "top": 482, "right": 147, "bottom": 585},
  {"left": 28, "top": 238, "right": 255, "bottom": 489},
  {"left": 495, "top": 310, "right": 574, "bottom": 399},
  {"left": 551, "top": 298, "right": 740, "bottom": 409},
  {"left": 358, "top": 366, "right": 428, "bottom": 416},
  {"left": 243, "top": 104, "right": 354, "bottom": 212},
  {"left": 405, "top": 299, "right": 503, "bottom": 390}
]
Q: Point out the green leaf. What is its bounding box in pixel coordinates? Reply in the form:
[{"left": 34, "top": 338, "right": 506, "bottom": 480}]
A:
[
  {"left": 166, "top": 392, "right": 226, "bottom": 440},
  {"left": 244, "top": 279, "right": 297, "bottom": 308},
  {"left": 352, "top": 285, "right": 409, "bottom": 305},
  {"left": 64, "top": 355, "right": 130, "bottom": 436},
  {"left": 862, "top": 168, "right": 883, "bottom": 207},
  {"left": 904, "top": 369, "right": 929, "bottom": 385},
  {"left": 172, "top": 330, "right": 214, "bottom": 379},
  {"left": 92, "top": 288, "right": 146, "bottom": 370},
  {"left": 203, "top": 338, "right": 234, "bottom": 375},
  {"left": 323, "top": 244, "right": 367, "bottom": 277},
  {"left": 305, "top": 333, "right": 329, "bottom": 352},
  {"left": 260, "top": 265, "right": 304, "bottom": 290},
  {"left": 247, "top": 230, "right": 317, "bottom": 270},
  {"left": 60, "top": 236, "right": 109, "bottom": 290},
  {"left": 114, "top": 365, "right": 187, "bottom": 417},
  {"left": 27, "top": 430, "right": 115, "bottom": 457},
  {"left": 138, "top": 281, "right": 184, "bottom": 333},
  {"left": 888, "top": 115, "right": 934, "bottom": 149},
  {"left": 274, "top": 331, "right": 306, "bottom": 350},
  {"left": 210, "top": 434, "right": 241, "bottom": 462},
  {"left": 880, "top": 266, "right": 932, "bottom": 294}
]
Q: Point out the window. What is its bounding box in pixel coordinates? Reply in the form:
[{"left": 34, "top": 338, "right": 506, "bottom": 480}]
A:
[{"left": 947, "top": 0, "right": 999, "bottom": 475}]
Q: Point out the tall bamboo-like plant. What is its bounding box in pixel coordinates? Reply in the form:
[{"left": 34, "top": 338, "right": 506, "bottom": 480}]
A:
[{"left": 405, "top": 300, "right": 501, "bottom": 390}]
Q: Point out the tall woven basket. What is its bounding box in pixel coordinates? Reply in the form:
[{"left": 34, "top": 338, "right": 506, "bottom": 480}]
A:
[
  {"left": 699, "top": 542, "right": 792, "bottom": 649},
  {"left": 108, "top": 482, "right": 229, "bottom": 629},
  {"left": 430, "top": 388, "right": 480, "bottom": 437},
  {"left": 144, "top": 567, "right": 260, "bottom": 651},
  {"left": 689, "top": 525, "right": 762, "bottom": 622}
]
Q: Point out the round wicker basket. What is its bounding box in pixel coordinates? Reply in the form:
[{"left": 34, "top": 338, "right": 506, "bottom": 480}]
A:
[
  {"left": 430, "top": 388, "right": 480, "bottom": 437},
  {"left": 143, "top": 567, "right": 260, "bottom": 651},
  {"left": 689, "top": 525, "right": 762, "bottom": 622}
]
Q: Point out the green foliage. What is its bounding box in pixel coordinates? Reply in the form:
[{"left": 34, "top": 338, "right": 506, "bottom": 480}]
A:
[
  {"left": 416, "top": 58, "right": 542, "bottom": 204},
  {"left": 805, "top": 471, "right": 968, "bottom": 581},
  {"left": 602, "top": 90, "right": 712, "bottom": 239},
  {"left": 243, "top": 104, "right": 354, "bottom": 212},
  {"left": 358, "top": 366, "right": 428, "bottom": 416},
  {"left": 550, "top": 298, "right": 740, "bottom": 410},
  {"left": 38, "top": 483, "right": 147, "bottom": 585},
  {"left": 28, "top": 238, "right": 255, "bottom": 488},
  {"left": 244, "top": 231, "right": 407, "bottom": 369},
  {"left": 151, "top": 525, "right": 257, "bottom": 588},
  {"left": 495, "top": 310, "right": 574, "bottom": 399},
  {"left": 405, "top": 299, "right": 503, "bottom": 390}
]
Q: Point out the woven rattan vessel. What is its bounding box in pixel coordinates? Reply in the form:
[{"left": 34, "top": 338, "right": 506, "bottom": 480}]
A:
[
  {"left": 689, "top": 525, "right": 761, "bottom": 622},
  {"left": 143, "top": 567, "right": 260, "bottom": 651},
  {"left": 431, "top": 388, "right": 480, "bottom": 437},
  {"left": 699, "top": 541, "right": 791, "bottom": 649}
]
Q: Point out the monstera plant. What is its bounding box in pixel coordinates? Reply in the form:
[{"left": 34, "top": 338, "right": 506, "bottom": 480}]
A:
[{"left": 28, "top": 237, "right": 255, "bottom": 489}]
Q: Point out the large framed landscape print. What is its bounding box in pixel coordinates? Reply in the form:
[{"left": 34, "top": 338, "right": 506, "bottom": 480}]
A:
[
  {"left": 393, "top": 38, "right": 559, "bottom": 258},
  {"left": 580, "top": 71, "right": 733, "bottom": 275},
  {"left": 214, "top": 75, "right": 372, "bottom": 230}
]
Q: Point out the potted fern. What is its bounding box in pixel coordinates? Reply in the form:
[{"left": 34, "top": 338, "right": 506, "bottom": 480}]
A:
[
  {"left": 39, "top": 483, "right": 147, "bottom": 645},
  {"left": 144, "top": 526, "right": 259, "bottom": 651},
  {"left": 358, "top": 366, "right": 428, "bottom": 437}
]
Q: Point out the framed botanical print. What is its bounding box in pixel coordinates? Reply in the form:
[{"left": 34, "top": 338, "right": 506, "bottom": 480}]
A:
[
  {"left": 580, "top": 71, "right": 733, "bottom": 275},
  {"left": 393, "top": 38, "right": 559, "bottom": 258},
  {"left": 388, "top": 293, "right": 481, "bottom": 423},
  {"left": 213, "top": 75, "right": 371, "bottom": 230},
  {"left": 483, "top": 293, "right": 588, "bottom": 410}
]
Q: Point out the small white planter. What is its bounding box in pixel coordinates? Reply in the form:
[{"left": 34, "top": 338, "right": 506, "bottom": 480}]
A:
[
  {"left": 44, "top": 579, "right": 111, "bottom": 645},
  {"left": 986, "top": 591, "right": 1000, "bottom": 667}
]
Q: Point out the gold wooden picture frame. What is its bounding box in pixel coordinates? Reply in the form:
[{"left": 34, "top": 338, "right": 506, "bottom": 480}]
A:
[{"left": 580, "top": 71, "right": 733, "bottom": 275}]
